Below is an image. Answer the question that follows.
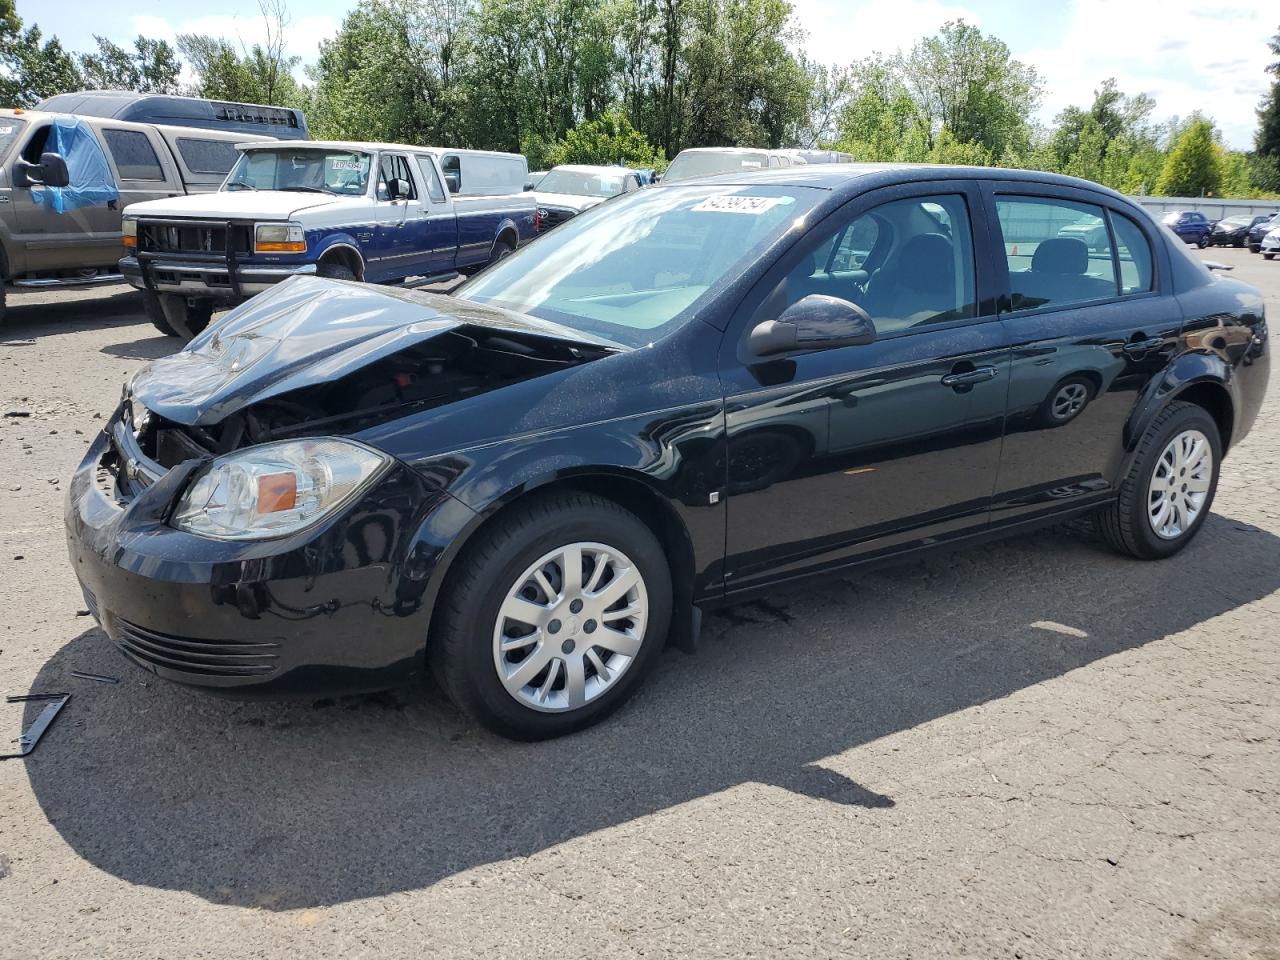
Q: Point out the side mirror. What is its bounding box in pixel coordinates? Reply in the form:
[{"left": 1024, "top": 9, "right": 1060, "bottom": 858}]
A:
[
  {"left": 748, "top": 294, "right": 876, "bottom": 358},
  {"left": 15, "top": 151, "right": 70, "bottom": 189},
  {"left": 652, "top": 173, "right": 661, "bottom": 184},
  {"left": 387, "top": 177, "right": 410, "bottom": 200},
  {"left": 444, "top": 172, "right": 460, "bottom": 194},
  {"left": 523, "top": 180, "right": 534, "bottom": 191}
]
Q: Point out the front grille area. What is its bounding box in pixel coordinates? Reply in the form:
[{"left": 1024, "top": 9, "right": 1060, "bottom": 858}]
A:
[
  {"left": 116, "top": 620, "right": 280, "bottom": 678},
  {"left": 539, "top": 207, "right": 577, "bottom": 230},
  {"left": 138, "top": 221, "right": 252, "bottom": 256}
]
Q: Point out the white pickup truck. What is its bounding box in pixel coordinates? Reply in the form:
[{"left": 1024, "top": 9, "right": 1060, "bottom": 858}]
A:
[{"left": 119, "top": 140, "right": 539, "bottom": 338}]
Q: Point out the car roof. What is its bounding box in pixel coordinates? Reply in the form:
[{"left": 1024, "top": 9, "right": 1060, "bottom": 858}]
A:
[
  {"left": 658, "top": 162, "right": 1141, "bottom": 204},
  {"left": 236, "top": 140, "right": 523, "bottom": 161}
]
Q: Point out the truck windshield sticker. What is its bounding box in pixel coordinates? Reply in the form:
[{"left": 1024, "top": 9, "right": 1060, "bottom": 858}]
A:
[
  {"left": 0, "top": 126, "right": 12, "bottom": 135},
  {"left": 692, "top": 195, "right": 789, "bottom": 215},
  {"left": 330, "top": 158, "right": 363, "bottom": 172}
]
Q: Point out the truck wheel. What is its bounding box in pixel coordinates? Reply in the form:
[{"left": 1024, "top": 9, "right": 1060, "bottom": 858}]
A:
[
  {"left": 317, "top": 261, "right": 358, "bottom": 282},
  {"left": 156, "top": 294, "right": 214, "bottom": 342},
  {"left": 142, "top": 291, "right": 178, "bottom": 337},
  {"left": 488, "top": 238, "right": 515, "bottom": 266},
  {"left": 430, "top": 490, "right": 672, "bottom": 740},
  {"left": 0, "top": 285, "right": 7, "bottom": 328},
  {"left": 1266, "top": 253, "right": 1276, "bottom": 261}
]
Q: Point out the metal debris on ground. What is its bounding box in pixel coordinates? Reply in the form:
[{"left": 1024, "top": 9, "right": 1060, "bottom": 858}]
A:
[
  {"left": 70, "top": 670, "right": 119, "bottom": 684},
  {"left": 1, "top": 693, "right": 71, "bottom": 760}
]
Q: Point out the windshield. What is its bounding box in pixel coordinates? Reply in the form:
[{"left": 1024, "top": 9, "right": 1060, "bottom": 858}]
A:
[
  {"left": 538, "top": 168, "right": 628, "bottom": 198},
  {"left": 1222, "top": 216, "right": 1250, "bottom": 226},
  {"left": 457, "top": 184, "right": 821, "bottom": 348},
  {"left": 0, "top": 117, "right": 27, "bottom": 158},
  {"left": 223, "top": 149, "right": 372, "bottom": 196},
  {"left": 663, "top": 151, "right": 770, "bottom": 182}
]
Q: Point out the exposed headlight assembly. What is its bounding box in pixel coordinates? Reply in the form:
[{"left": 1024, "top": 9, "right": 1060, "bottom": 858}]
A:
[
  {"left": 172, "top": 438, "right": 390, "bottom": 540},
  {"left": 254, "top": 222, "right": 306, "bottom": 254}
]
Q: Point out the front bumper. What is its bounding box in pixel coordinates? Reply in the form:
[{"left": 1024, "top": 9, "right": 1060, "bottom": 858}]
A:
[
  {"left": 120, "top": 255, "right": 316, "bottom": 299},
  {"left": 64, "top": 404, "right": 473, "bottom": 695}
]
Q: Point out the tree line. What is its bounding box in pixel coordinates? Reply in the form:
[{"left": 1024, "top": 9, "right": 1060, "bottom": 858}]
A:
[{"left": 2, "top": 0, "right": 1276, "bottom": 198}]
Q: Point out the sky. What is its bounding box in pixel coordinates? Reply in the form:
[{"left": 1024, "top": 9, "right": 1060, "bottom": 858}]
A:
[{"left": 17, "top": 0, "right": 1274, "bottom": 149}]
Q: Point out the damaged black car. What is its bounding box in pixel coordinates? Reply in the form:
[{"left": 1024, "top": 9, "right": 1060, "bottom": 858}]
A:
[{"left": 66, "top": 166, "right": 1268, "bottom": 739}]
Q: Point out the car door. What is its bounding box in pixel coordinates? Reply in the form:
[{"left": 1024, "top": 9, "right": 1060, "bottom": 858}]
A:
[
  {"left": 982, "top": 183, "right": 1181, "bottom": 523},
  {"left": 413, "top": 154, "right": 461, "bottom": 275},
  {"left": 717, "top": 181, "right": 1009, "bottom": 595},
  {"left": 372, "top": 152, "right": 432, "bottom": 280}
]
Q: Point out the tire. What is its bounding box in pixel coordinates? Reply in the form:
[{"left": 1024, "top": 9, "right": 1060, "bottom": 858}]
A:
[
  {"left": 0, "top": 284, "right": 7, "bottom": 328},
  {"left": 156, "top": 294, "right": 214, "bottom": 342},
  {"left": 1234, "top": 239, "right": 1245, "bottom": 248},
  {"left": 316, "top": 261, "right": 358, "bottom": 282},
  {"left": 1196, "top": 236, "right": 1208, "bottom": 249},
  {"left": 142, "top": 290, "right": 178, "bottom": 337},
  {"left": 430, "top": 491, "right": 672, "bottom": 740},
  {"left": 488, "top": 238, "right": 515, "bottom": 266},
  {"left": 1250, "top": 245, "right": 1261, "bottom": 253},
  {"left": 1036, "top": 374, "right": 1095, "bottom": 427},
  {"left": 1266, "top": 253, "right": 1276, "bottom": 261},
  {"left": 1097, "top": 401, "right": 1220, "bottom": 560}
]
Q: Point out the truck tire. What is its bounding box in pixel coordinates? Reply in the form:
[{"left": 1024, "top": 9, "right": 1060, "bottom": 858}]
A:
[
  {"left": 0, "top": 284, "right": 6, "bottom": 328},
  {"left": 317, "top": 261, "right": 358, "bottom": 282},
  {"left": 488, "top": 238, "right": 515, "bottom": 266},
  {"left": 157, "top": 294, "right": 214, "bottom": 342},
  {"left": 142, "top": 290, "right": 178, "bottom": 337}
]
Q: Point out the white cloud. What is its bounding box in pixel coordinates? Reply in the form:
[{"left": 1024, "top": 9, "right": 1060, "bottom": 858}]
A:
[
  {"left": 789, "top": 0, "right": 981, "bottom": 66},
  {"left": 132, "top": 11, "right": 338, "bottom": 87}
]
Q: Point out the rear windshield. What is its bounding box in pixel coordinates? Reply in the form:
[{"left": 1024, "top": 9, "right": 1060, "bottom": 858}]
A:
[
  {"left": 663, "top": 151, "right": 770, "bottom": 182},
  {"left": 1222, "top": 216, "right": 1250, "bottom": 226},
  {"left": 538, "top": 169, "right": 628, "bottom": 198},
  {"left": 223, "top": 148, "right": 371, "bottom": 196},
  {"left": 457, "top": 184, "right": 822, "bottom": 347}
]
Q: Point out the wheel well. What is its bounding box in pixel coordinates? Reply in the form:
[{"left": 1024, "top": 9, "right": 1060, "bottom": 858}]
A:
[
  {"left": 318, "top": 245, "right": 364, "bottom": 280},
  {"left": 497, "top": 227, "right": 518, "bottom": 250},
  {"left": 425, "top": 474, "right": 697, "bottom": 653},
  {"left": 1177, "top": 381, "right": 1234, "bottom": 451}
]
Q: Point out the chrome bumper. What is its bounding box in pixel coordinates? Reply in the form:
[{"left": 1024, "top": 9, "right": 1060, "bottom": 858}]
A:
[{"left": 120, "top": 257, "right": 316, "bottom": 298}]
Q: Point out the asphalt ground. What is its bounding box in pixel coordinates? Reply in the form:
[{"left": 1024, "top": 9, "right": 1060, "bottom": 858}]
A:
[{"left": 0, "top": 245, "right": 1277, "bottom": 959}]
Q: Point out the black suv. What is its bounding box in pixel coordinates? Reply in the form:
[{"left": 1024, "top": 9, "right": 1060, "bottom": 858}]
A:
[{"left": 68, "top": 164, "right": 1269, "bottom": 739}]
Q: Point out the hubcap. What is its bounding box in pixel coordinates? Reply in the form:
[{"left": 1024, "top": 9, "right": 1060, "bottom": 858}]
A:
[
  {"left": 493, "top": 542, "right": 648, "bottom": 713},
  {"left": 1148, "top": 429, "right": 1212, "bottom": 540},
  {"left": 1052, "top": 382, "right": 1088, "bottom": 420}
]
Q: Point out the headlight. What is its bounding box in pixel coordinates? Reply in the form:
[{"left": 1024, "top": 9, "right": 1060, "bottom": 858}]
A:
[
  {"left": 254, "top": 222, "right": 306, "bottom": 254},
  {"left": 172, "top": 438, "right": 390, "bottom": 540},
  {"left": 123, "top": 217, "right": 137, "bottom": 249}
]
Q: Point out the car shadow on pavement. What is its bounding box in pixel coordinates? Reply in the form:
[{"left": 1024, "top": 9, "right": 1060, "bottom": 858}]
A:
[
  {"left": 2, "top": 286, "right": 144, "bottom": 333},
  {"left": 98, "top": 336, "right": 181, "bottom": 361},
  {"left": 20, "top": 512, "right": 1280, "bottom": 910}
]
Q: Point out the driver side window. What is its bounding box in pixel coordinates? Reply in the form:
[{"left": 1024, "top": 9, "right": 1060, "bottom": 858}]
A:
[
  {"left": 377, "top": 154, "right": 417, "bottom": 201},
  {"left": 757, "top": 193, "right": 976, "bottom": 336}
]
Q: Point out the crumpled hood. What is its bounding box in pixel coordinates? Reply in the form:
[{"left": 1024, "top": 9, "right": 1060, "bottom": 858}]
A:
[
  {"left": 130, "top": 275, "right": 616, "bottom": 427},
  {"left": 125, "top": 190, "right": 341, "bottom": 220},
  {"left": 530, "top": 191, "right": 604, "bottom": 213}
]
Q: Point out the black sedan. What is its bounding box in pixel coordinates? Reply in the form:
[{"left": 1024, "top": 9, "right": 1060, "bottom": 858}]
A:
[
  {"left": 1211, "top": 214, "right": 1274, "bottom": 248},
  {"left": 67, "top": 165, "right": 1270, "bottom": 739}
]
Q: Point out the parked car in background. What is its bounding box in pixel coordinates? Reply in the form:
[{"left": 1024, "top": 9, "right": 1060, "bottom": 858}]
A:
[
  {"left": 1161, "top": 210, "right": 1212, "bottom": 247},
  {"left": 0, "top": 94, "right": 285, "bottom": 323},
  {"left": 530, "top": 164, "right": 645, "bottom": 229},
  {"left": 528, "top": 170, "right": 548, "bottom": 189},
  {"left": 660, "top": 147, "right": 796, "bottom": 182},
  {"left": 1247, "top": 214, "right": 1279, "bottom": 252},
  {"left": 119, "top": 140, "right": 538, "bottom": 339},
  {"left": 37, "top": 90, "right": 308, "bottom": 140},
  {"left": 1210, "top": 214, "right": 1273, "bottom": 248},
  {"left": 778, "top": 148, "right": 854, "bottom": 164},
  {"left": 69, "top": 164, "right": 1267, "bottom": 739},
  {"left": 1260, "top": 226, "right": 1280, "bottom": 259},
  {"left": 1057, "top": 215, "right": 1109, "bottom": 252}
]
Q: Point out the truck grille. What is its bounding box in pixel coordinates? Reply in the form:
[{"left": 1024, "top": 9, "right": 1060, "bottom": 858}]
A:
[
  {"left": 138, "top": 220, "right": 252, "bottom": 256},
  {"left": 539, "top": 207, "right": 577, "bottom": 230},
  {"left": 116, "top": 620, "right": 280, "bottom": 678}
]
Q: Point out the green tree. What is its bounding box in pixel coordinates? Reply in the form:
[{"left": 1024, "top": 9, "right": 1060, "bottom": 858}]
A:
[
  {"left": 1256, "top": 26, "right": 1280, "bottom": 157},
  {"left": 179, "top": 0, "right": 303, "bottom": 107},
  {"left": 78, "top": 36, "right": 182, "bottom": 93},
  {"left": 1155, "top": 117, "right": 1224, "bottom": 196},
  {"left": 0, "top": 23, "right": 81, "bottom": 106},
  {"left": 544, "top": 109, "right": 664, "bottom": 166}
]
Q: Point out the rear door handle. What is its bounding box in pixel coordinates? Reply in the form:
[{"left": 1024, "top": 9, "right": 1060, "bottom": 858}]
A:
[
  {"left": 1123, "top": 337, "right": 1164, "bottom": 357},
  {"left": 941, "top": 366, "right": 999, "bottom": 388}
]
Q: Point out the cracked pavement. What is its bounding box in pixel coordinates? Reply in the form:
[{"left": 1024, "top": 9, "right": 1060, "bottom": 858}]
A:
[{"left": 1, "top": 246, "right": 1278, "bottom": 959}]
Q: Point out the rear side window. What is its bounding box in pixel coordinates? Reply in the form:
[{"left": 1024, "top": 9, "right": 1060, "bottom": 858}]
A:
[
  {"left": 995, "top": 197, "right": 1117, "bottom": 311},
  {"left": 414, "top": 156, "right": 446, "bottom": 203},
  {"left": 1109, "top": 212, "right": 1154, "bottom": 295},
  {"left": 102, "top": 129, "right": 164, "bottom": 181},
  {"left": 460, "top": 155, "right": 525, "bottom": 194},
  {"left": 176, "top": 138, "right": 239, "bottom": 175}
]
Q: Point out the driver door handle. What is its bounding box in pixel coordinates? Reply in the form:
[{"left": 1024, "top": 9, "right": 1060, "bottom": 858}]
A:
[{"left": 941, "top": 365, "right": 998, "bottom": 388}]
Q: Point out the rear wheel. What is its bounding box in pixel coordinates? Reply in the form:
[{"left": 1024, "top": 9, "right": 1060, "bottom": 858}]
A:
[
  {"left": 430, "top": 491, "right": 672, "bottom": 740},
  {"left": 488, "top": 238, "right": 515, "bottom": 266},
  {"left": 1098, "top": 401, "right": 1220, "bottom": 560},
  {"left": 1196, "top": 236, "right": 1209, "bottom": 249}
]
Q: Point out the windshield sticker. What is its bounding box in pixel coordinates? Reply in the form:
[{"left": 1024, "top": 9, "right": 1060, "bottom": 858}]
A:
[
  {"left": 692, "top": 195, "right": 789, "bottom": 215},
  {"left": 330, "top": 158, "right": 363, "bottom": 171},
  {"left": 740, "top": 160, "right": 763, "bottom": 168},
  {"left": 0, "top": 126, "right": 13, "bottom": 135}
]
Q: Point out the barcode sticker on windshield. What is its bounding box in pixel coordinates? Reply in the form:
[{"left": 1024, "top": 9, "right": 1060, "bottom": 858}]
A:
[
  {"left": 330, "top": 159, "right": 363, "bottom": 171},
  {"left": 692, "top": 196, "right": 787, "bottom": 215}
]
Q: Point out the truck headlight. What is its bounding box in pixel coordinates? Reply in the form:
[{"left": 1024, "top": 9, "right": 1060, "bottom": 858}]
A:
[
  {"left": 254, "top": 222, "right": 306, "bottom": 254},
  {"left": 123, "top": 217, "right": 137, "bottom": 249},
  {"left": 172, "top": 438, "right": 390, "bottom": 540}
]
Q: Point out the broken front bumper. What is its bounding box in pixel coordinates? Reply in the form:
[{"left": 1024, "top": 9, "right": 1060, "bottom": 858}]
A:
[
  {"left": 63, "top": 404, "right": 473, "bottom": 695},
  {"left": 120, "top": 255, "right": 316, "bottom": 299}
]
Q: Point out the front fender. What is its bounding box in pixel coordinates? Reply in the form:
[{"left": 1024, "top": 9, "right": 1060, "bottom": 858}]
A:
[{"left": 311, "top": 232, "right": 368, "bottom": 268}]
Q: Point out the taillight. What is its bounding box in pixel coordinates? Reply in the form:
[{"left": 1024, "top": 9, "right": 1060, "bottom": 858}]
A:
[{"left": 535, "top": 207, "right": 542, "bottom": 233}]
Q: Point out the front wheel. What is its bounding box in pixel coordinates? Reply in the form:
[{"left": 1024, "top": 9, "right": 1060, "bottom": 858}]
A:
[
  {"left": 430, "top": 491, "right": 672, "bottom": 739},
  {"left": 1196, "top": 236, "right": 1209, "bottom": 249},
  {"left": 1266, "top": 253, "right": 1276, "bottom": 261},
  {"left": 1098, "top": 401, "right": 1220, "bottom": 560},
  {"left": 155, "top": 293, "right": 214, "bottom": 341}
]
